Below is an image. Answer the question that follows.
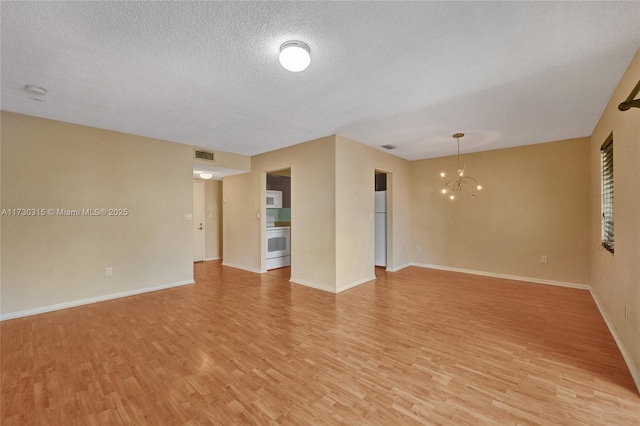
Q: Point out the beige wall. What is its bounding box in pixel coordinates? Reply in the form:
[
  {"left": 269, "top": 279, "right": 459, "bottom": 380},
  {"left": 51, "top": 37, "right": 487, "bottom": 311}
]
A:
[
  {"left": 335, "top": 136, "right": 412, "bottom": 289},
  {"left": 410, "top": 138, "right": 591, "bottom": 285},
  {"left": 222, "top": 171, "right": 265, "bottom": 273},
  {"left": 228, "top": 135, "right": 412, "bottom": 292},
  {"left": 589, "top": 48, "right": 640, "bottom": 371},
  {"left": 1, "top": 112, "right": 194, "bottom": 315},
  {"left": 202, "top": 179, "right": 223, "bottom": 260},
  {"left": 251, "top": 136, "right": 337, "bottom": 290}
]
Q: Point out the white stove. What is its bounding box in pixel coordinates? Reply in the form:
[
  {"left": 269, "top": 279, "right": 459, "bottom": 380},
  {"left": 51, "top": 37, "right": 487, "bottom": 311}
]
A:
[{"left": 266, "top": 226, "right": 290, "bottom": 270}]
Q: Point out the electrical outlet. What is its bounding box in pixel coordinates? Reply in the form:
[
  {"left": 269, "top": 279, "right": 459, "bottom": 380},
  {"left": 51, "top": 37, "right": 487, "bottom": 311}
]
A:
[
  {"left": 417, "top": 246, "right": 421, "bottom": 253},
  {"left": 625, "top": 305, "right": 629, "bottom": 320},
  {"left": 106, "top": 267, "right": 112, "bottom": 277},
  {"left": 541, "top": 255, "right": 548, "bottom": 263}
]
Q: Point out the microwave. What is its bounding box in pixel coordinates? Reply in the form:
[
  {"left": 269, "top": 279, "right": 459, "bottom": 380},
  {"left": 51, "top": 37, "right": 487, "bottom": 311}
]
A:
[{"left": 266, "top": 190, "right": 283, "bottom": 208}]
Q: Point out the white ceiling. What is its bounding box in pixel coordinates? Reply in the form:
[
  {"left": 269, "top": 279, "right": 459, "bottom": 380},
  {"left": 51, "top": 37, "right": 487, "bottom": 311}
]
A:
[{"left": 2, "top": 2, "right": 639, "bottom": 160}]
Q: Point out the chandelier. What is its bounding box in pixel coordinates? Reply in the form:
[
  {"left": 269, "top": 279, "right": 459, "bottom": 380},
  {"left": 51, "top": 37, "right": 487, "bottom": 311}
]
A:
[{"left": 440, "top": 133, "right": 482, "bottom": 200}]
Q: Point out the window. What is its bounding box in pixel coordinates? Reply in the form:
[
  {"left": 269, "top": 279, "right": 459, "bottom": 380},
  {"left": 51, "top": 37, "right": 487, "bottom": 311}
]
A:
[{"left": 601, "top": 134, "right": 614, "bottom": 253}]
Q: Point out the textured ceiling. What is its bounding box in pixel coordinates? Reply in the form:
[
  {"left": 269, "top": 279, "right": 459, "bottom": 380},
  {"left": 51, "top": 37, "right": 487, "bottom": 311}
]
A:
[{"left": 2, "top": 2, "right": 639, "bottom": 160}]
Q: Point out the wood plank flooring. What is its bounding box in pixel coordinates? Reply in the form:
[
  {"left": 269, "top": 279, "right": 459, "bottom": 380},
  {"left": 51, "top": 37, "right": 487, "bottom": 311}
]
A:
[{"left": 2, "top": 262, "right": 639, "bottom": 425}]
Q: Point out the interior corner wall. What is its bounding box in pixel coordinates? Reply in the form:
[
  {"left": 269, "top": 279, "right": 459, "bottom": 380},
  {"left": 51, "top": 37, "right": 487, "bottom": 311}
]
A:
[
  {"left": 410, "top": 137, "right": 591, "bottom": 285},
  {"left": 222, "top": 171, "right": 264, "bottom": 273},
  {"left": 0, "top": 112, "right": 194, "bottom": 316},
  {"left": 334, "top": 136, "right": 412, "bottom": 290},
  {"left": 251, "top": 136, "right": 337, "bottom": 291},
  {"left": 204, "top": 179, "right": 223, "bottom": 260},
  {"left": 589, "top": 47, "right": 640, "bottom": 372}
]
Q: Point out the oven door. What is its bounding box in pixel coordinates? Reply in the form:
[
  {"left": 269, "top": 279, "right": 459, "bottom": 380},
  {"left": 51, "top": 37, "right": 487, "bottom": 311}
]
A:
[{"left": 266, "top": 228, "right": 290, "bottom": 259}]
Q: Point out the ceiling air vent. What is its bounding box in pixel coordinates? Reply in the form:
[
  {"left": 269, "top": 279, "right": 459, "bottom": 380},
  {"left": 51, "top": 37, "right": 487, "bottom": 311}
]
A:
[
  {"left": 194, "top": 150, "right": 214, "bottom": 161},
  {"left": 381, "top": 144, "right": 396, "bottom": 150}
]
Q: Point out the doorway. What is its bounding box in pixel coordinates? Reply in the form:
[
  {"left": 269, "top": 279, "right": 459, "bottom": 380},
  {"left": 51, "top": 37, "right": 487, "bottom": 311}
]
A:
[
  {"left": 193, "top": 181, "right": 205, "bottom": 262},
  {"left": 374, "top": 171, "right": 388, "bottom": 267},
  {"left": 266, "top": 169, "right": 292, "bottom": 278}
]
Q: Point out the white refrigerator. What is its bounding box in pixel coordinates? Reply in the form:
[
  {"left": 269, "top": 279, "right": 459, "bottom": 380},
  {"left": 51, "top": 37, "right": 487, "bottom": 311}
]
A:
[{"left": 375, "top": 191, "right": 386, "bottom": 267}]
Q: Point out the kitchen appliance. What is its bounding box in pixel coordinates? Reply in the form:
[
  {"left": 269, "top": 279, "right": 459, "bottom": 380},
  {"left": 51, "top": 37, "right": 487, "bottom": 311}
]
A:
[
  {"left": 266, "top": 227, "right": 291, "bottom": 269},
  {"left": 266, "top": 215, "right": 276, "bottom": 228},
  {"left": 375, "top": 191, "right": 386, "bottom": 267},
  {"left": 266, "top": 190, "right": 283, "bottom": 208}
]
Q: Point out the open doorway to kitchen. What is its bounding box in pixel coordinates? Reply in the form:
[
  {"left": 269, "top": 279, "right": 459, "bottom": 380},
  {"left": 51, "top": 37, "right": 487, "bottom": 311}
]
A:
[
  {"left": 374, "top": 171, "right": 388, "bottom": 273},
  {"left": 266, "top": 168, "right": 291, "bottom": 279}
]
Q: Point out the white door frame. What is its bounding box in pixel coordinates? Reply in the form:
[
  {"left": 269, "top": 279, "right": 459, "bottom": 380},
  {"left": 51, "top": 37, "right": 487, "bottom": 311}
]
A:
[{"left": 193, "top": 181, "right": 206, "bottom": 262}]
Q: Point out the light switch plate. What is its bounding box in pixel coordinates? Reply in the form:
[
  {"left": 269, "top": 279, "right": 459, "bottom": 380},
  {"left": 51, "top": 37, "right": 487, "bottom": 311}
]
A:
[{"left": 185, "top": 213, "right": 192, "bottom": 221}]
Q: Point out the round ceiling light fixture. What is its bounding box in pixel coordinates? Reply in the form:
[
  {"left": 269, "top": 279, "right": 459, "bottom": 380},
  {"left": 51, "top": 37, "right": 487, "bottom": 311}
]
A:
[
  {"left": 199, "top": 172, "right": 213, "bottom": 179},
  {"left": 279, "top": 40, "right": 311, "bottom": 72}
]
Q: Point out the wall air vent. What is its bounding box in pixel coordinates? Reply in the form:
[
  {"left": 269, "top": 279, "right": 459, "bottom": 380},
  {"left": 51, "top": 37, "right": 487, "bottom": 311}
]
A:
[
  {"left": 381, "top": 144, "right": 397, "bottom": 150},
  {"left": 194, "top": 150, "right": 214, "bottom": 161}
]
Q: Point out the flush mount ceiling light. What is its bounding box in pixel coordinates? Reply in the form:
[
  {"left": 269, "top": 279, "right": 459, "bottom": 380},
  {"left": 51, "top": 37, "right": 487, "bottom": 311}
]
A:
[
  {"left": 440, "top": 133, "right": 482, "bottom": 200},
  {"left": 279, "top": 40, "right": 311, "bottom": 72},
  {"left": 199, "top": 173, "right": 213, "bottom": 179}
]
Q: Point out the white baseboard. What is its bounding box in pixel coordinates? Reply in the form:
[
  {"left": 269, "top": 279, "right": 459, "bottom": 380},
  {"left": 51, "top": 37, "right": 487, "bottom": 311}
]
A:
[
  {"left": 589, "top": 288, "right": 640, "bottom": 394},
  {"left": 411, "top": 263, "right": 590, "bottom": 290},
  {"left": 386, "top": 262, "right": 411, "bottom": 272},
  {"left": 291, "top": 275, "right": 378, "bottom": 294},
  {"left": 289, "top": 277, "right": 336, "bottom": 293},
  {"left": 221, "top": 262, "right": 266, "bottom": 274},
  {"left": 0, "top": 279, "right": 195, "bottom": 321},
  {"left": 336, "top": 275, "right": 377, "bottom": 293},
  {"left": 204, "top": 257, "right": 220, "bottom": 261}
]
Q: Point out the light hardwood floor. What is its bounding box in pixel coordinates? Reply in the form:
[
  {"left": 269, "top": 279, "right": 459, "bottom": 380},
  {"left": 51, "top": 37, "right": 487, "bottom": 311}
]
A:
[{"left": 2, "top": 262, "right": 639, "bottom": 424}]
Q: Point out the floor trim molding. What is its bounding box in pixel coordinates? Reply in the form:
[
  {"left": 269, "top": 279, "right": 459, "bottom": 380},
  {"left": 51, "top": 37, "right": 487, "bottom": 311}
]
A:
[
  {"left": 336, "top": 275, "right": 377, "bottom": 293},
  {"left": 204, "top": 257, "right": 220, "bottom": 262},
  {"left": 289, "top": 277, "right": 336, "bottom": 293},
  {"left": 221, "top": 262, "right": 266, "bottom": 274},
  {"left": 589, "top": 288, "right": 640, "bottom": 394},
  {"left": 386, "top": 262, "right": 411, "bottom": 272},
  {"left": 0, "top": 279, "right": 195, "bottom": 321},
  {"left": 411, "top": 263, "right": 590, "bottom": 290}
]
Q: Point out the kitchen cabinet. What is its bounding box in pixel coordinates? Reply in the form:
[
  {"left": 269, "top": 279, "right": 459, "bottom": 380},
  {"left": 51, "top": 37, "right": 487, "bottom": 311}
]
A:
[
  {"left": 375, "top": 173, "right": 387, "bottom": 191},
  {"left": 267, "top": 174, "right": 291, "bottom": 207}
]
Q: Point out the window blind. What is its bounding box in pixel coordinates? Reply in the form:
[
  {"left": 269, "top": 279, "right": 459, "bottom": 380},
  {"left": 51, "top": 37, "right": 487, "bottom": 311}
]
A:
[{"left": 601, "top": 134, "right": 614, "bottom": 253}]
